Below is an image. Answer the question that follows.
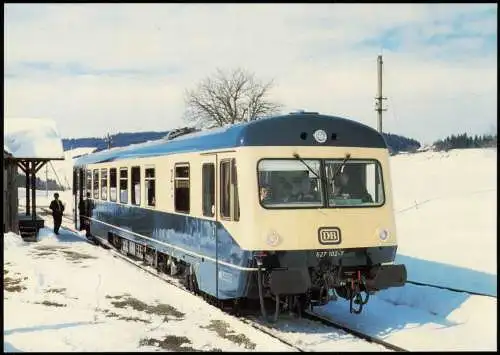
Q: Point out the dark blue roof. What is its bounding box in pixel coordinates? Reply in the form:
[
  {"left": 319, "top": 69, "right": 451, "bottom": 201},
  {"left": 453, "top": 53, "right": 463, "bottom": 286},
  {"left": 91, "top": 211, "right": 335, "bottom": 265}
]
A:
[{"left": 74, "top": 113, "right": 387, "bottom": 166}]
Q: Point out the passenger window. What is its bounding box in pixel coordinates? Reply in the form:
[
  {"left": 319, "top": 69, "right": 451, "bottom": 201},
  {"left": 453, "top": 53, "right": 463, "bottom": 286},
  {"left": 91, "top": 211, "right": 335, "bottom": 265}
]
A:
[
  {"left": 145, "top": 167, "right": 156, "bottom": 207},
  {"left": 86, "top": 170, "right": 92, "bottom": 195},
  {"left": 109, "top": 168, "right": 117, "bottom": 202},
  {"left": 202, "top": 163, "right": 215, "bottom": 217},
  {"left": 220, "top": 159, "right": 239, "bottom": 221},
  {"left": 93, "top": 169, "right": 99, "bottom": 199},
  {"left": 119, "top": 168, "right": 128, "bottom": 204},
  {"left": 100, "top": 168, "right": 108, "bottom": 200},
  {"left": 174, "top": 164, "right": 190, "bottom": 213},
  {"left": 131, "top": 166, "right": 141, "bottom": 206}
]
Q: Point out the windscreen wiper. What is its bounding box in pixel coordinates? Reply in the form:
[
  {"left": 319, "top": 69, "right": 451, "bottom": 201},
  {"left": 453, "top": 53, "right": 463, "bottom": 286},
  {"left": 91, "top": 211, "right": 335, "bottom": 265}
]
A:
[
  {"left": 331, "top": 153, "right": 352, "bottom": 183},
  {"left": 292, "top": 153, "right": 327, "bottom": 184}
]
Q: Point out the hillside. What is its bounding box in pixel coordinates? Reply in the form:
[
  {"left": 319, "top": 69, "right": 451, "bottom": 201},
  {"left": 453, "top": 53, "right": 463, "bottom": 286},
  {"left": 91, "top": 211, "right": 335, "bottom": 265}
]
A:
[{"left": 63, "top": 131, "right": 169, "bottom": 152}]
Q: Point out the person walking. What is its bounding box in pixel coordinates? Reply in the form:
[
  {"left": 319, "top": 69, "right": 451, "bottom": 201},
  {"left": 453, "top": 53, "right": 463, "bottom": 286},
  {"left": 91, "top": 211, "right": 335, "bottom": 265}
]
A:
[{"left": 49, "top": 192, "right": 65, "bottom": 235}]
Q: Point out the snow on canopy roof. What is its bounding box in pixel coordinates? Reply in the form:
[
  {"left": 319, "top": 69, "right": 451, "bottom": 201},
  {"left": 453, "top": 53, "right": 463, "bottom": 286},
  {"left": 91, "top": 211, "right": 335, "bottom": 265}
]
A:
[{"left": 4, "top": 118, "right": 65, "bottom": 160}]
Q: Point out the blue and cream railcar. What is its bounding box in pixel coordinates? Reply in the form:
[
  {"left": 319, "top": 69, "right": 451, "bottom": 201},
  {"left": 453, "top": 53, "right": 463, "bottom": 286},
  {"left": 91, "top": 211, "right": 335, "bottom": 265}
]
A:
[{"left": 73, "top": 111, "right": 406, "bottom": 316}]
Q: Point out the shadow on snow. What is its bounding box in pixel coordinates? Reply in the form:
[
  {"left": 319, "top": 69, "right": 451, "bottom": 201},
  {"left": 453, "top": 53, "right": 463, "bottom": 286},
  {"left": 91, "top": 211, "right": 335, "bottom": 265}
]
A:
[
  {"left": 396, "top": 254, "right": 497, "bottom": 297},
  {"left": 4, "top": 321, "right": 100, "bottom": 336},
  {"left": 313, "top": 254, "right": 496, "bottom": 340}
]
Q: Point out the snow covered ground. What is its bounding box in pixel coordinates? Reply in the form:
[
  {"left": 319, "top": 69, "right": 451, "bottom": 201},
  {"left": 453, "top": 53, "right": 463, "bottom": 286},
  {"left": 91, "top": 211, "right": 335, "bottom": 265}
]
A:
[
  {"left": 7, "top": 148, "right": 497, "bottom": 351},
  {"left": 392, "top": 148, "right": 497, "bottom": 293},
  {"left": 4, "top": 229, "right": 386, "bottom": 352}
]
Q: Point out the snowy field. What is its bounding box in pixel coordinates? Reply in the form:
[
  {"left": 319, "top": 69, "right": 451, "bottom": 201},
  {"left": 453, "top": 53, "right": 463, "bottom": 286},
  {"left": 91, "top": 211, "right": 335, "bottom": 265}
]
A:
[{"left": 5, "top": 148, "right": 497, "bottom": 351}]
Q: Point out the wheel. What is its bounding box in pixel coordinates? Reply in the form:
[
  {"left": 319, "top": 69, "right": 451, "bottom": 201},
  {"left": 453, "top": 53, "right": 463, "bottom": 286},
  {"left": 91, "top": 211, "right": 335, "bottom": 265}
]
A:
[{"left": 185, "top": 267, "right": 198, "bottom": 294}]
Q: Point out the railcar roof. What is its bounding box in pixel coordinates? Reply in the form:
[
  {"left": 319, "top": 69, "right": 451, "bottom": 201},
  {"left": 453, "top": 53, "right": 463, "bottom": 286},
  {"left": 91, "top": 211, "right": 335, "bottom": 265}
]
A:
[{"left": 74, "top": 113, "right": 387, "bottom": 166}]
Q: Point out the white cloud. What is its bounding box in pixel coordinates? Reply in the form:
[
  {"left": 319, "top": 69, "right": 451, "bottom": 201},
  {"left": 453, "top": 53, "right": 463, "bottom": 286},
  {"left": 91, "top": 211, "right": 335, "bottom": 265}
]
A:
[{"left": 4, "top": 3, "right": 497, "bottom": 144}]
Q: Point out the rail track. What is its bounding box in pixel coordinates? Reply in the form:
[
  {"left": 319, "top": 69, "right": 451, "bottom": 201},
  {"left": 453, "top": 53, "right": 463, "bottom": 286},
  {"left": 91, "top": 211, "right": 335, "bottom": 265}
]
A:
[
  {"left": 93, "top": 235, "right": 407, "bottom": 352},
  {"left": 38, "top": 207, "right": 406, "bottom": 352}
]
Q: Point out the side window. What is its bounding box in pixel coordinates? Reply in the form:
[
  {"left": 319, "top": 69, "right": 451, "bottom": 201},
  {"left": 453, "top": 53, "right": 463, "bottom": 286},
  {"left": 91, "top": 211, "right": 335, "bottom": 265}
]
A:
[
  {"left": 202, "top": 163, "right": 215, "bottom": 217},
  {"left": 86, "top": 170, "right": 92, "bottom": 196},
  {"left": 93, "top": 169, "right": 99, "bottom": 199},
  {"left": 220, "top": 159, "right": 240, "bottom": 221},
  {"left": 220, "top": 161, "right": 231, "bottom": 219},
  {"left": 232, "top": 159, "right": 240, "bottom": 221},
  {"left": 174, "top": 164, "right": 190, "bottom": 214},
  {"left": 109, "top": 168, "right": 117, "bottom": 202},
  {"left": 119, "top": 168, "right": 128, "bottom": 204},
  {"left": 145, "top": 167, "right": 156, "bottom": 207},
  {"left": 100, "top": 168, "right": 108, "bottom": 200},
  {"left": 131, "top": 166, "right": 141, "bottom": 206}
]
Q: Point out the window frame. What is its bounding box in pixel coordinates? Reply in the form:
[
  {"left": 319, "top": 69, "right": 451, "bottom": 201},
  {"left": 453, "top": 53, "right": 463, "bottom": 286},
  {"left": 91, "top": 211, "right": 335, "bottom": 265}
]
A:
[
  {"left": 131, "top": 166, "right": 141, "bottom": 206},
  {"left": 93, "top": 169, "right": 99, "bottom": 199},
  {"left": 202, "top": 163, "right": 215, "bottom": 217},
  {"left": 100, "top": 168, "right": 108, "bottom": 201},
  {"left": 220, "top": 158, "right": 239, "bottom": 221},
  {"left": 323, "top": 158, "right": 386, "bottom": 208},
  {"left": 119, "top": 167, "right": 129, "bottom": 204},
  {"left": 174, "top": 163, "right": 190, "bottom": 214},
  {"left": 109, "top": 168, "right": 117, "bottom": 202},
  {"left": 144, "top": 166, "right": 156, "bottom": 208},
  {"left": 86, "top": 169, "right": 92, "bottom": 195},
  {"left": 256, "top": 158, "right": 386, "bottom": 210}
]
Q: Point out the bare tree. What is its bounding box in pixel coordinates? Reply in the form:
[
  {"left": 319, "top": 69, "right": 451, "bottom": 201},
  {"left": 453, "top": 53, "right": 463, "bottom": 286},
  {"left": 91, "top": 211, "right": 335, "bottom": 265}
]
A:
[{"left": 184, "top": 68, "right": 282, "bottom": 128}]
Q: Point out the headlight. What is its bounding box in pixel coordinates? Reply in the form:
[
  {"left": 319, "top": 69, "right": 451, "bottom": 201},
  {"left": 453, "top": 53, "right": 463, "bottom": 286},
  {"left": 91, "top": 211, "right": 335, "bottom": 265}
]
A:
[
  {"left": 378, "top": 228, "right": 390, "bottom": 241},
  {"left": 266, "top": 230, "right": 281, "bottom": 247},
  {"left": 313, "top": 129, "right": 328, "bottom": 143}
]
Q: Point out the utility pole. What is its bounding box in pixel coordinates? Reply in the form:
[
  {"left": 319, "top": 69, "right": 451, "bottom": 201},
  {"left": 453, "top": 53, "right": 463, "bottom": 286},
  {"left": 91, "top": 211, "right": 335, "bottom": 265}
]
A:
[{"left": 375, "top": 54, "right": 387, "bottom": 133}]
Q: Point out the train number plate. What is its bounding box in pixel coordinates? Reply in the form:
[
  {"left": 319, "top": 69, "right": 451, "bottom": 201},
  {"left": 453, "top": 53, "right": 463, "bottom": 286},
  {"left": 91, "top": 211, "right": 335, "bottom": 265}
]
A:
[
  {"left": 316, "top": 250, "right": 345, "bottom": 258},
  {"left": 318, "top": 227, "right": 342, "bottom": 245}
]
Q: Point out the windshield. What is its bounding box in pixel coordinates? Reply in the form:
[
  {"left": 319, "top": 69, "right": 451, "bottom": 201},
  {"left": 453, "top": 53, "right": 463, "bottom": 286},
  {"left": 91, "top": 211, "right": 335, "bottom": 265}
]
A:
[
  {"left": 258, "top": 159, "right": 323, "bottom": 208},
  {"left": 324, "top": 159, "right": 385, "bottom": 207}
]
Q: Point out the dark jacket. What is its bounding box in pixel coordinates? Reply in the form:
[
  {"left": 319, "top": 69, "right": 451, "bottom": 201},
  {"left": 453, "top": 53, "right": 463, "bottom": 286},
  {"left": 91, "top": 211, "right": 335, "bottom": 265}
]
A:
[
  {"left": 78, "top": 198, "right": 94, "bottom": 217},
  {"left": 49, "top": 199, "right": 65, "bottom": 216}
]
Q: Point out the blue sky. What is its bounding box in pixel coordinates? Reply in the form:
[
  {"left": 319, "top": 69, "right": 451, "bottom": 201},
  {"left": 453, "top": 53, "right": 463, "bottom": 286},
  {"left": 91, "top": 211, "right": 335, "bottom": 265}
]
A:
[{"left": 4, "top": 4, "right": 497, "bottom": 144}]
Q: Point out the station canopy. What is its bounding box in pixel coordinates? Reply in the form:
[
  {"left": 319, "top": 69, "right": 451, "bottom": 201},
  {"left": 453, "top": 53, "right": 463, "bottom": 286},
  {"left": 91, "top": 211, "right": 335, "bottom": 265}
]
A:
[{"left": 3, "top": 117, "right": 65, "bottom": 232}]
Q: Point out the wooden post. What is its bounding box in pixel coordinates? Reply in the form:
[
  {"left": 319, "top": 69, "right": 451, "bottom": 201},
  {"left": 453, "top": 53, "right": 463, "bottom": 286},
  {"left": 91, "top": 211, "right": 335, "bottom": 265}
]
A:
[
  {"left": 31, "top": 162, "right": 36, "bottom": 225},
  {"left": 25, "top": 161, "right": 30, "bottom": 216},
  {"left": 13, "top": 162, "right": 19, "bottom": 234}
]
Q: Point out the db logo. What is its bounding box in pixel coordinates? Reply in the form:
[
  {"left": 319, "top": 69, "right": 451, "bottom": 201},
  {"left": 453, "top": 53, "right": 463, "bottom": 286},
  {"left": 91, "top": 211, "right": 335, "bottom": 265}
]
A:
[{"left": 318, "top": 227, "right": 341, "bottom": 245}]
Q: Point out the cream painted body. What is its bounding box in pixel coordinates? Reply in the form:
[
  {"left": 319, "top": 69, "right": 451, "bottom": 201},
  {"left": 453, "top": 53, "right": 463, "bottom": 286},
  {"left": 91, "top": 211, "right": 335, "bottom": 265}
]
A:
[{"left": 82, "top": 145, "right": 397, "bottom": 252}]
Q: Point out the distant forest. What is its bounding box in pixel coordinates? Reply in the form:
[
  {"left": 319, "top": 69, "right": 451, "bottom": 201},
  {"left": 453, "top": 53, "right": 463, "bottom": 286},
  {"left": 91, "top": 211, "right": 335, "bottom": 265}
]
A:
[
  {"left": 383, "top": 133, "right": 421, "bottom": 154},
  {"left": 62, "top": 130, "right": 422, "bottom": 154},
  {"left": 63, "top": 131, "right": 169, "bottom": 153},
  {"left": 432, "top": 133, "right": 497, "bottom": 151},
  {"left": 16, "top": 175, "right": 67, "bottom": 191}
]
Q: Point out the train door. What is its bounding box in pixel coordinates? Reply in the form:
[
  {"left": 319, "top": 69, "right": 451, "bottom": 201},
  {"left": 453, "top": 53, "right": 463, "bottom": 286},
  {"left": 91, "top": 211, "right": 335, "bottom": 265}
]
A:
[
  {"left": 73, "top": 168, "right": 84, "bottom": 230},
  {"left": 200, "top": 154, "right": 219, "bottom": 298},
  {"left": 73, "top": 168, "right": 78, "bottom": 227}
]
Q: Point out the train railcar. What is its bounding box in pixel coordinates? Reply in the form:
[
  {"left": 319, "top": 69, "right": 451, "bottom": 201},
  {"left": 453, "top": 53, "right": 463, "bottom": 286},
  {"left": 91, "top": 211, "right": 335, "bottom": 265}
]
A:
[{"left": 73, "top": 111, "right": 407, "bottom": 319}]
